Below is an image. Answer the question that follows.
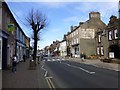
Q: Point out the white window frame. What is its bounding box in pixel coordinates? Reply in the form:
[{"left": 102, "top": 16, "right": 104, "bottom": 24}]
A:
[
  {"left": 114, "top": 29, "right": 118, "bottom": 39},
  {"left": 98, "top": 35, "right": 101, "bottom": 43},
  {"left": 97, "top": 47, "right": 100, "bottom": 55},
  {"left": 109, "top": 31, "right": 112, "bottom": 40},
  {"left": 101, "top": 46, "right": 104, "bottom": 55}
]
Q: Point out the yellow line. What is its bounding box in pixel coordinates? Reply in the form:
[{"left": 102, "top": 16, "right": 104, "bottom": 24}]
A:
[
  {"left": 46, "top": 78, "right": 52, "bottom": 89},
  {"left": 46, "top": 78, "right": 56, "bottom": 90},
  {"left": 48, "top": 78, "right": 55, "bottom": 89}
]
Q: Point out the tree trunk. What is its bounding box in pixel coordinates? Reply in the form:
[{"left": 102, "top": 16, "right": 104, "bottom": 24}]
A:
[{"left": 29, "top": 32, "right": 38, "bottom": 69}]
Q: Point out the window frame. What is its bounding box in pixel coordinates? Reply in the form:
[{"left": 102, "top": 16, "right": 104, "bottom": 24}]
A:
[
  {"left": 114, "top": 29, "right": 118, "bottom": 39},
  {"left": 101, "top": 46, "right": 104, "bottom": 56},
  {"left": 108, "top": 31, "right": 112, "bottom": 41}
]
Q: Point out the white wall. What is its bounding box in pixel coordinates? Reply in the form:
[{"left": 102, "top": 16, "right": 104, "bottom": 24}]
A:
[{"left": 59, "top": 41, "right": 67, "bottom": 56}]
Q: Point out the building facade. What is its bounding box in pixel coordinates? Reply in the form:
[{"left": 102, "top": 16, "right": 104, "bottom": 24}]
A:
[
  {"left": 2, "top": 2, "right": 16, "bottom": 69},
  {"left": 107, "top": 16, "right": 120, "bottom": 59},
  {"left": 1, "top": 2, "right": 29, "bottom": 69},
  {"left": 65, "top": 12, "right": 106, "bottom": 59},
  {"left": 96, "top": 28, "right": 109, "bottom": 59},
  {"left": 16, "top": 26, "right": 26, "bottom": 62},
  {"left": 26, "top": 36, "right": 30, "bottom": 58},
  {"left": 96, "top": 15, "right": 120, "bottom": 60},
  {"left": 59, "top": 40, "right": 67, "bottom": 57},
  {"left": 79, "top": 12, "right": 106, "bottom": 58}
]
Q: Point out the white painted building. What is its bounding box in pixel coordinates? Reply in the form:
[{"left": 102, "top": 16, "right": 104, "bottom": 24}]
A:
[{"left": 59, "top": 40, "right": 67, "bottom": 57}]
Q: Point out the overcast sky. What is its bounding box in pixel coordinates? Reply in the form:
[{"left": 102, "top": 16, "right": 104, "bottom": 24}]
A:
[{"left": 6, "top": 0, "right": 118, "bottom": 49}]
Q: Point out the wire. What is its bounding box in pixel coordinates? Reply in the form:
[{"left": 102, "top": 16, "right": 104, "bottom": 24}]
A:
[{"left": 7, "top": 3, "right": 27, "bottom": 26}]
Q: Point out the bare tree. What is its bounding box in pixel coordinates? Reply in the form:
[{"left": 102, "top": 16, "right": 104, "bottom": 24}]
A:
[{"left": 26, "top": 9, "right": 48, "bottom": 67}]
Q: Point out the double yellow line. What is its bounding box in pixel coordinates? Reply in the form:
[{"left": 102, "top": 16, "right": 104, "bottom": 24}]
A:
[{"left": 46, "top": 77, "right": 56, "bottom": 90}]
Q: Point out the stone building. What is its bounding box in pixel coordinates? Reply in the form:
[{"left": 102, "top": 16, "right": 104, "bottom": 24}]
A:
[
  {"left": 96, "top": 15, "right": 120, "bottom": 60},
  {"left": 49, "top": 40, "right": 60, "bottom": 56},
  {"left": 65, "top": 26, "right": 79, "bottom": 57},
  {"left": 79, "top": 12, "right": 106, "bottom": 58},
  {"left": 66, "top": 12, "right": 106, "bottom": 58},
  {"left": 1, "top": 2, "right": 29, "bottom": 69},
  {"left": 106, "top": 16, "right": 120, "bottom": 59},
  {"left": 2, "top": 2, "right": 16, "bottom": 69},
  {"left": 96, "top": 28, "right": 108, "bottom": 59}
]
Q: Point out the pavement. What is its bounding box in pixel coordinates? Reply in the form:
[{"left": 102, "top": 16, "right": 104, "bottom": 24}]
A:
[
  {"left": 2, "top": 57, "right": 48, "bottom": 89},
  {"left": 58, "top": 56, "right": 120, "bottom": 71}
]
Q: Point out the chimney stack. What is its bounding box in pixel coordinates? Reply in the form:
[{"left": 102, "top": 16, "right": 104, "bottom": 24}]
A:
[{"left": 89, "top": 12, "right": 100, "bottom": 19}]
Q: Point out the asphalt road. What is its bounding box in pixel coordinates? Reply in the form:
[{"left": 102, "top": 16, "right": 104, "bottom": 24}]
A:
[{"left": 41, "top": 57, "right": 119, "bottom": 88}]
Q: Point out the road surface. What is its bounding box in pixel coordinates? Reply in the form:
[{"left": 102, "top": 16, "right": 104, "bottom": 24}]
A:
[{"left": 41, "top": 57, "right": 118, "bottom": 88}]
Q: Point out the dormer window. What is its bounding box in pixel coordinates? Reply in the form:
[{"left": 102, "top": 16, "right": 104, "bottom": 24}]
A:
[{"left": 108, "top": 31, "right": 112, "bottom": 40}]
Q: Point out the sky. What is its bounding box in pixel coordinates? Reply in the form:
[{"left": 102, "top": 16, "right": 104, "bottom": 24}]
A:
[{"left": 6, "top": 0, "right": 118, "bottom": 49}]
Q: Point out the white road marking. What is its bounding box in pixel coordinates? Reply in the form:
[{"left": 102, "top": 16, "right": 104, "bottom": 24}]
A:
[
  {"left": 52, "top": 59, "right": 55, "bottom": 61},
  {"left": 44, "top": 71, "right": 48, "bottom": 77},
  {"left": 62, "top": 62, "right": 95, "bottom": 74},
  {"left": 43, "top": 60, "right": 45, "bottom": 61},
  {"left": 41, "top": 65, "right": 46, "bottom": 71},
  {"left": 41, "top": 65, "right": 44, "bottom": 68},
  {"left": 67, "top": 64, "right": 70, "bottom": 66},
  {"left": 47, "top": 59, "right": 51, "bottom": 61},
  {"left": 57, "top": 59, "right": 60, "bottom": 61},
  {"left": 46, "top": 77, "right": 53, "bottom": 79}
]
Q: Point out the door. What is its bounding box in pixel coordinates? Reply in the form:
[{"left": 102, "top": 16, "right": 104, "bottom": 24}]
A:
[{"left": 2, "top": 37, "right": 8, "bottom": 70}]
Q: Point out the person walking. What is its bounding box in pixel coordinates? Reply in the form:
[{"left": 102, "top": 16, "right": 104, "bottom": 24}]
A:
[
  {"left": 81, "top": 52, "right": 85, "bottom": 61},
  {"left": 12, "top": 55, "right": 17, "bottom": 73},
  {"left": 23, "top": 54, "right": 26, "bottom": 62}
]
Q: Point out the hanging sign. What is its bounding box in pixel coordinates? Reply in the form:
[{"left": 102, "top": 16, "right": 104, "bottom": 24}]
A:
[{"left": 8, "top": 23, "right": 14, "bottom": 32}]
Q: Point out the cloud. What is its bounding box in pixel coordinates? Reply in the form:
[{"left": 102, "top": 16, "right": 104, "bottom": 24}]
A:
[
  {"left": 63, "top": 16, "right": 88, "bottom": 23},
  {"left": 74, "top": 2, "right": 118, "bottom": 19}
]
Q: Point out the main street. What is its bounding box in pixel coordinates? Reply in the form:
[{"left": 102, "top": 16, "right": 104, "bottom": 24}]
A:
[{"left": 41, "top": 57, "right": 118, "bottom": 88}]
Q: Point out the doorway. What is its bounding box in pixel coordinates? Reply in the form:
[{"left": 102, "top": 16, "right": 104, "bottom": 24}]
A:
[
  {"left": 109, "top": 44, "right": 120, "bottom": 59},
  {"left": 2, "top": 37, "right": 8, "bottom": 70}
]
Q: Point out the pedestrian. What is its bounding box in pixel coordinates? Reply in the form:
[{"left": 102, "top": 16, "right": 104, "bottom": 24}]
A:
[
  {"left": 12, "top": 55, "right": 17, "bottom": 73},
  {"left": 23, "top": 54, "right": 26, "bottom": 62},
  {"left": 81, "top": 52, "right": 85, "bottom": 61}
]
